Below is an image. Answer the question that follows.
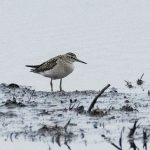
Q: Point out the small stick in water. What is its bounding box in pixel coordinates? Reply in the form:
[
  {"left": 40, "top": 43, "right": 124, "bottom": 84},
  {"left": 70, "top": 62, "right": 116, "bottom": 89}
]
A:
[
  {"left": 125, "top": 80, "right": 133, "bottom": 88},
  {"left": 137, "top": 73, "right": 144, "bottom": 85},
  {"left": 87, "top": 84, "right": 111, "bottom": 113}
]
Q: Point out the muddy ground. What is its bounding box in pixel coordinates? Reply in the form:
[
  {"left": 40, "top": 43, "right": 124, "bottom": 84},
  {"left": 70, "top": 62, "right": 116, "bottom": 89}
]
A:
[{"left": 0, "top": 83, "right": 150, "bottom": 150}]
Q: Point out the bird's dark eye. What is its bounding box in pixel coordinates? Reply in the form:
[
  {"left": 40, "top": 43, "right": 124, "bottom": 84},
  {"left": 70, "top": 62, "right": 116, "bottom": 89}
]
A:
[{"left": 71, "top": 56, "right": 75, "bottom": 59}]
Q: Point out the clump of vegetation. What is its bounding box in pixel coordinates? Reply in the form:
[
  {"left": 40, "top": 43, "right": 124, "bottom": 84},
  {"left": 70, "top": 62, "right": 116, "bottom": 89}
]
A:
[
  {"left": 3, "top": 98, "right": 26, "bottom": 108},
  {"left": 125, "top": 80, "right": 134, "bottom": 88},
  {"left": 7, "top": 83, "right": 20, "bottom": 89},
  {"left": 90, "top": 108, "right": 109, "bottom": 117},
  {"left": 38, "top": 119, "right": 75, "bottom": 147},
  {"left": 120, "top": 104, "right": 136, "bottom": 112}
]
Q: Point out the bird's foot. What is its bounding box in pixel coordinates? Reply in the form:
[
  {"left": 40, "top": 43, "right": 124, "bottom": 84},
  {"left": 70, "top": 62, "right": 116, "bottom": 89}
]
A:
[
  {"left": 50, "top": 89, "right": 54, "bottom": 93},
  {"left": 59, "top": 89, "right": 65, "bottom": 92}
]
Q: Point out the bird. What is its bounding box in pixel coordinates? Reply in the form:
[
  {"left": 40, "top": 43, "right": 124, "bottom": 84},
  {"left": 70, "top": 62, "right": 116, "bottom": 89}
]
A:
[{"left": 26, "top": 52, "right": 87, "bottom": 92}]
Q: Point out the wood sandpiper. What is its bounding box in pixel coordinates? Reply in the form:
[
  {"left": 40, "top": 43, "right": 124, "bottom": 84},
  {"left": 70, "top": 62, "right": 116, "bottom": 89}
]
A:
[{"left": 26, "top": 52, "right": 87, "bottom": 92}]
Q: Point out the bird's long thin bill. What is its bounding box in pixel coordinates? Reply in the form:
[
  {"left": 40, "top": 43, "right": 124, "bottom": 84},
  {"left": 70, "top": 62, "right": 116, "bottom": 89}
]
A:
[{"left": 75, "top": 58, "right": 87, "bottom": 64}]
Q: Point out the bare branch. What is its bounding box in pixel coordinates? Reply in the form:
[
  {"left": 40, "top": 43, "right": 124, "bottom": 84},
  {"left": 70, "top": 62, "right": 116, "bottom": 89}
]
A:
[
  {"left": 140, "top": 73, "right": 144, "bottom": 80},
  {"left": 87, "top": 84, "right": 111, "bottom": 113}
]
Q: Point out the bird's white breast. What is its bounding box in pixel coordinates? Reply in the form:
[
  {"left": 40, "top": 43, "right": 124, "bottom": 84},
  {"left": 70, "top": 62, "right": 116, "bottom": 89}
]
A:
[{"left": 40, "top": 62, "right": 75, "bottom": 80}]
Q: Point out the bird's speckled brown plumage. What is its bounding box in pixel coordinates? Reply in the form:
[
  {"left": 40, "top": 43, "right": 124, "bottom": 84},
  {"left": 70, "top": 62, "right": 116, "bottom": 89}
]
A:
[{"left": 26, "top": 56, "right": 62, "bottom": 73}]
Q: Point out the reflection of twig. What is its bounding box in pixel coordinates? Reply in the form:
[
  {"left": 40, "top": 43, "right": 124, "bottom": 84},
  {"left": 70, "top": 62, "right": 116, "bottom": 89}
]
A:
[
  {"left": 128, "top": 120, "right": 140, "bottom": 150},
  {"left": 64, "top": 137, "right": 72, "bottom": 150},
  {"left": 64, "top": 119, "right": 71, "bottom": 132},
  {"left": 10, "top": 132, "right": 14, "bottom": 142},
  {"left": 143, "top": 129, "right": 148, "bottom": 150},
  {"left": 55, "top": 133, "right": 61, "bottom": 147},
  {"left": 102, "top": 128, "right": 124, "bottom": 150},
  {"left": 128, "top": 120, "right": 139, "bottom": 138},
  {"left": 47, "top": 142, "right": 51, "bottom": 150},
  {"left": 52, "top": 134, "right": 55, "bottom": 144},
  {"left": 119, "top": 128, "right": 123, "bottom": 149},
  {"left": 87, "top": 84, "right": 110, "bottom": 113},
  {"left": 128, "top": 139, "right": 140, "bottom": 150},
  {"left": 101, "top": 134, "right": 122, "bottom": 150},
  {"left": 148, "top": 90, "right": 150, "bottom": 96}
]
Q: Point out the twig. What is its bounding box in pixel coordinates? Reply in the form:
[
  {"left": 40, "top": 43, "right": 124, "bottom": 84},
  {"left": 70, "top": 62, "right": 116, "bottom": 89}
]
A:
[
  {"left": 87, "top": 84, "right": 111, "bottom": 113},
  {"left": 137, "top": 73, "right": 144, "bottom": 85},
  {"left": 140, "top": 73, "right": 144, "bottom": 80}
]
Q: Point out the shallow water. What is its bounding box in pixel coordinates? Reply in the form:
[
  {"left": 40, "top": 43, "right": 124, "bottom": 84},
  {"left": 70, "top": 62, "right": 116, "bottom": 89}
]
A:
[
  {"left": 0, "top": 84, "right": 150, "bottom": 150},
  {"left": 0, "top": 140, "right": 127, "bottom": 150},
  {"left": 0, "top": 0, "right": 150, "bottom": 91}
]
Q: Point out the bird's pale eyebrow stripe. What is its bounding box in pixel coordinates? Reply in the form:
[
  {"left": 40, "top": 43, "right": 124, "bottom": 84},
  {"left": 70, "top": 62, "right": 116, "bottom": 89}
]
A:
[{"left": 67, "top": 53, "right": 76, "bottom": 57}]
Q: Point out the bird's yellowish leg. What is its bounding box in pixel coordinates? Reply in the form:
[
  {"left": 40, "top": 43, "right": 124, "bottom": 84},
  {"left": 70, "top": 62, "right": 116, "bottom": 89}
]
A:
[
  {"left": 50, "top": 79, "right": 53, "bottom": 92},
  {"left": 60, "top": 79, "right": 62, "bottom": 92}
]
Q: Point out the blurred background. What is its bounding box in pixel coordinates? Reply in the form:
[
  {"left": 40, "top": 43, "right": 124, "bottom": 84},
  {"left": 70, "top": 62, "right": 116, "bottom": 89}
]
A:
[{"left": 0, "top": 0, "right": 150, "bottom": 91}]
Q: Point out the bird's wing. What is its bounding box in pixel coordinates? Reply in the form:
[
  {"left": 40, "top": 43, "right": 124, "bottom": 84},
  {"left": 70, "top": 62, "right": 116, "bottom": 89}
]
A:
[{"left": 27, "top": 56, "right": 61, "bottom": 73}]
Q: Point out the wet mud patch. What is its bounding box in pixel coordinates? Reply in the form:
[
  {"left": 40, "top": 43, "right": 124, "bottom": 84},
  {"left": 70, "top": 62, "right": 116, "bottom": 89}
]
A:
[{"left": 0, "top": 83, "right": 150, "bottom": 149}]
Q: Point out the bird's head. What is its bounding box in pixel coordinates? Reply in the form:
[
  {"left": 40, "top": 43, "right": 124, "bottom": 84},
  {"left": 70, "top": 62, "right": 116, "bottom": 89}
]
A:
[{"left": 65, "top": 52, "right": 87, "bottom": 64}]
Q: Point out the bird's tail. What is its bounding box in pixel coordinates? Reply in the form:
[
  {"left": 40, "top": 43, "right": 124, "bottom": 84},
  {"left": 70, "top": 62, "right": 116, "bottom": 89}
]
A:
[
  {"left": 26, "top": 65, "right": 40, "bottom": 73},
  {"left": 26, "top": 65, "right": 39, "bottom": 68}
]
